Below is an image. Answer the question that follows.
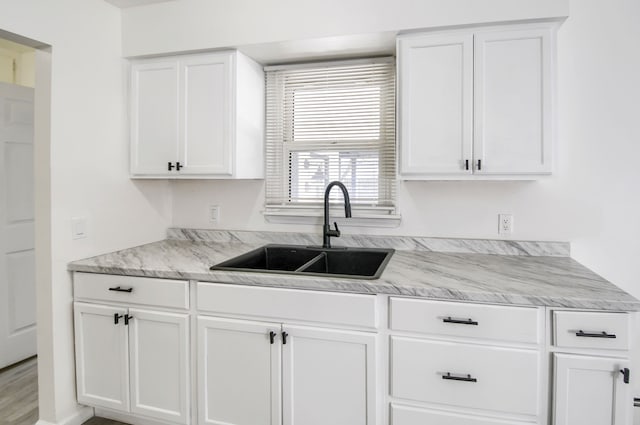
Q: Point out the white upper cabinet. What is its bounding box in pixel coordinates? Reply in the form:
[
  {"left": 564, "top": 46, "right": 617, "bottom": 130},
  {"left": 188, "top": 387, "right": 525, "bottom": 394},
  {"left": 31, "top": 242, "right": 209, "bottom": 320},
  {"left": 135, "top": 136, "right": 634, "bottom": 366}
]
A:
[
  {"left": 398, "top": 33, "right": 473, "bottom": 176},
  {"left": 130, "top": 51, "right": 264, "bottom": 179},
  {"left": 398, "top": 23, "right": 556, "bottom": 179},
  {"left": 474, "top": 27, "right": 553, "bottom": 175}
]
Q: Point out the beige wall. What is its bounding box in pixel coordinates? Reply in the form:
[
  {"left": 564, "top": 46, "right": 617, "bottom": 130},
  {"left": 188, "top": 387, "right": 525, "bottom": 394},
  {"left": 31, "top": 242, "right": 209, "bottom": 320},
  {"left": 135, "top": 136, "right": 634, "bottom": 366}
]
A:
[{"left": 0, "top": 38, "right": 35, "bottom": 87}]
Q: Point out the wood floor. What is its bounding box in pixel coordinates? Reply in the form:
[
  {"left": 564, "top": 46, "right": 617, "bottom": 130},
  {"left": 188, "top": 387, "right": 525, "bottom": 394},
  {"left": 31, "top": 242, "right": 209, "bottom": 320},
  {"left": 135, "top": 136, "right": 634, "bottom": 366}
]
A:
[
  {"left": 0, "top": 357, "right": 127, "bottom": 425},
  {"left": 0, "top": 356, "right": 38, "bottom": 425}
]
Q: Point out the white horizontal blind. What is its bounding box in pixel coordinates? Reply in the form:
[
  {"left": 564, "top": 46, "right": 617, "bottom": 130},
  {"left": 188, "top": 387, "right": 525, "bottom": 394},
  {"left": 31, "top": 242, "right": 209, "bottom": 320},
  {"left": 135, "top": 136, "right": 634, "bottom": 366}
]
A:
[{"left": 265, "top": 58, "right": 396, "bottom": 214}]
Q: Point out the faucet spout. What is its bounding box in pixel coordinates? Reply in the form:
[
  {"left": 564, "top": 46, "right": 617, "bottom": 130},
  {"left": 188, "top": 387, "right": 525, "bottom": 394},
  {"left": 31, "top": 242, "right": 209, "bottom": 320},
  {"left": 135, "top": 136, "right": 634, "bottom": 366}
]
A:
[{"left": 323, "top": 181, "right": 352, "bottom": 248}]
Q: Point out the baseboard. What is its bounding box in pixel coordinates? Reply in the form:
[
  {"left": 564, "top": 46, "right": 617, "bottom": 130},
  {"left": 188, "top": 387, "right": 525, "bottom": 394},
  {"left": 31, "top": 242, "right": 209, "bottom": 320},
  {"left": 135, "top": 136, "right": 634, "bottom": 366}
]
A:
[
  {"left": 95, "top": 408, "right": 179, "bottom": 425},
  {"left": 35, "top": 405, "right": 94, "bottom": 425}
]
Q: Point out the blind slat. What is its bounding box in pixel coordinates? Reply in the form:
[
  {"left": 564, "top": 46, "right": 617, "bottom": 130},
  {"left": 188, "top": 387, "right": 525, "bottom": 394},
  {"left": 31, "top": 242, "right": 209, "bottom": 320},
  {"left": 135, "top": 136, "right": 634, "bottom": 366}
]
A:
[{"left": 265, "top": 58, "right": 396, "bottom": 211}]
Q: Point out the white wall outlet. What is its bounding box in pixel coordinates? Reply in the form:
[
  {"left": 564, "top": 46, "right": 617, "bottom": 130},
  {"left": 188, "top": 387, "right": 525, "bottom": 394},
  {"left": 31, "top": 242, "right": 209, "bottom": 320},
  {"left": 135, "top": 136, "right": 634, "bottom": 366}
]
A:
[
  {"left": 498, "top": 214, "right": 513, "bottom": 235},
  {"left": 208, "top": 205, "right": 220, "bottom": 224},
  {"left": 71, "top": 217, "right": 87, "bottom": 239}
]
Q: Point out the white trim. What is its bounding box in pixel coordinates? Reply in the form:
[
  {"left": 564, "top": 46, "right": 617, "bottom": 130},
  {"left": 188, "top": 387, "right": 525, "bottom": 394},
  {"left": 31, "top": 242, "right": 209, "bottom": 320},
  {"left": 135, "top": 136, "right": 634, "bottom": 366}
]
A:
[
  {"left": 263, "top": 210, "right": 401, "bottom": 228},
  {"left": 35, "top": 406, "right": 94, "bottom": 425},
  {"left": 264, "top": 56, "right": 394, "bottom": 71}
]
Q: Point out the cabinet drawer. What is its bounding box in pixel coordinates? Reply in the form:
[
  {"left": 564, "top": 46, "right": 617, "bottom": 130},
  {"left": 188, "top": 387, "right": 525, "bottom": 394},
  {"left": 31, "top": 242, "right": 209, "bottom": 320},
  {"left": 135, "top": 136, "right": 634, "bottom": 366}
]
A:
[
  {"left": 197, "top": 282, "right": 377, "bottom": 329},
  {"left": 389, "top": 297, "right": 541, "bottom": 344},
  {"left": 391, "top": 404, "right": 533, "bottom": 425},
  {"left": 390, "top": 337, "right": 539, "bottom": 416},
  {"left": 553, "top": 310, "right": 629, "bottom": 351},
  {"left": 73, "top": 273, "right": 189, "bottom": 309}
]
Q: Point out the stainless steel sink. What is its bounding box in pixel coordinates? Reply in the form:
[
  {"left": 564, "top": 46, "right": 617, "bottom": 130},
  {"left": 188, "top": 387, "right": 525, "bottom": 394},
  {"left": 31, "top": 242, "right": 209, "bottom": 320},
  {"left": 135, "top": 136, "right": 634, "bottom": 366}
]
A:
[{"left": 210, "top": 244, "right": 394, "bottom": 279}]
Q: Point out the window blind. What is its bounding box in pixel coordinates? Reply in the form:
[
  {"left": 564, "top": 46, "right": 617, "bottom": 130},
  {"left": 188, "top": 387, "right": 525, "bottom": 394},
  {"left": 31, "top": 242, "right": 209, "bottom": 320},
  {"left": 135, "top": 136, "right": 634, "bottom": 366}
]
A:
[{"left": 265, "top": 58, "right": 396, "bottom": 216}]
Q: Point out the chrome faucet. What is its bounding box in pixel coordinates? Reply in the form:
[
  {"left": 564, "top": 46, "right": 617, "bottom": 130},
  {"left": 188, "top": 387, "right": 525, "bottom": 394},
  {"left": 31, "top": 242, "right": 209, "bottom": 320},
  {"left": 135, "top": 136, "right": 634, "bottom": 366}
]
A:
[{"left": 323, "top": 181, "right": 352, "bottom": 248}]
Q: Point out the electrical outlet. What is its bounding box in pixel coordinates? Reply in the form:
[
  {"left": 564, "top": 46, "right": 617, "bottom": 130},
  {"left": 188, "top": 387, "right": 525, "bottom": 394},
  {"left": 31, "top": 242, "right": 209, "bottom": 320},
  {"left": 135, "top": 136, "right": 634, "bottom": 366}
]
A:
[
  {"left": 498, "top": 214, "right": 513, "bottom": 235},
  {"left": 208, "top": 205, "right": 220, "bottom": 224}
]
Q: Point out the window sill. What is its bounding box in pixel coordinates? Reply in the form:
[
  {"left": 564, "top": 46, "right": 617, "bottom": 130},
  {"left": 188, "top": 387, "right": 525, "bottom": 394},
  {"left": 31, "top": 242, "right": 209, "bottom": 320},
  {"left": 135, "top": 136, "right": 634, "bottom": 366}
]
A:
[{"left": 263, "top": 210, "right": 401, "bottom": 228}]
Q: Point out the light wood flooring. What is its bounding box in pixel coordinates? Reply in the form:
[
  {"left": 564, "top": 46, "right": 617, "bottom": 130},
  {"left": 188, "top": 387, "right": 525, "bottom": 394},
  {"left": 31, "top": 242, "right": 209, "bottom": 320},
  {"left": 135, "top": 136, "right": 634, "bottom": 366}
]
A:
[
  {"left": 0, "top": 356, "right": 38, "bottom": 425},
  {"left": 0, "top": 357, "right": 127, "bottom": 425}
]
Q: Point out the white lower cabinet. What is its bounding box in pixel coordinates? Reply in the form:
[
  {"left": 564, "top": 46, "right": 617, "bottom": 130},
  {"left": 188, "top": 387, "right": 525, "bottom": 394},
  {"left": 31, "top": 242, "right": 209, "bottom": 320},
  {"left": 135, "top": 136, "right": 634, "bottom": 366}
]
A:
[
  {"left": 551, "top": 309, "right": 633, "bottom": 425},
  {"left": 198, "top": 316, "right": 377, "bottom": 425},
  {"left": 388, "top": 297, "right": 544, "bottom": 425},
  {"left": 391, "top": 337, "right": 539, "bottom": 416},
  {"left": 553, "top": 354, "right": 631, "bottom": 425},
  {"left": 75, "top": 302, "right": 190, "bottom": 424},
  {"left": 391, "top": 404, "right": 532, "bottom": 425}
]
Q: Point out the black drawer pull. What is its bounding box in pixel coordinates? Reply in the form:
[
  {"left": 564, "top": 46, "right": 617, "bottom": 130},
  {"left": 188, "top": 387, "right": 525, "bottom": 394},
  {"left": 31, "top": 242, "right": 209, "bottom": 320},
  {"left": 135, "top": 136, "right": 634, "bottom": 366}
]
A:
[
  {"left": 108, "top": 286, "right": 133, "bottom": 293},
  {"left": 621, "top": 368, "right": 630, "bottom": 384},
  {"left": 442, "top": 372, "right": 477, "bottom": 383},
  {"left": 124, "top": 314, "right": 133, "bottom": 326},
  {"left": 269, "top": 331, "right": 276, "bottom": 344},
  {"left": 114, "top": 313, "right": 123, "bottom": 325},
  {"left": 575, "top": 330, "right": 616, "bottom": 338},
  {"left": 443, "top": 317, "right": 478, "bottom": 326},
  {"left": 282, "top": 331, "right": 288, "bottom": 345}
]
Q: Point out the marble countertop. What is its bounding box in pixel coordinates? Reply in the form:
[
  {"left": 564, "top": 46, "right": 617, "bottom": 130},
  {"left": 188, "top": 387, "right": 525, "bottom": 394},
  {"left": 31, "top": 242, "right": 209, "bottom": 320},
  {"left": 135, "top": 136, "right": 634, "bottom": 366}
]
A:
[{"left": 67, "top": 229, "right": 640, "bottom": 311}]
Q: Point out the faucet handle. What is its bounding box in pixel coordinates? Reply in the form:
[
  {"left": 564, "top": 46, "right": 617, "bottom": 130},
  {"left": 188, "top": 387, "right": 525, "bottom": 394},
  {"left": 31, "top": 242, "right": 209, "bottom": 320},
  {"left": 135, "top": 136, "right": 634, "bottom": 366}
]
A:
[{"left": 333, "top": 222, "right": 341, "bottom": 236}]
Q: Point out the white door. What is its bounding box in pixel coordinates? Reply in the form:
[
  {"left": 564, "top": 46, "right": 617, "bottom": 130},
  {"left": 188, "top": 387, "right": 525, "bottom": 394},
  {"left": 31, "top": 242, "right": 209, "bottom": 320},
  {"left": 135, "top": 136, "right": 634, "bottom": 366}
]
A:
[
  {"left": 129, "top": 308, "right": 190, "bottom": 424},
  {"left": 398, "top": 33, "right": 473, "bottom": 176},
  {"left": 473, "top": 27, "right": 553, "bottom": 175},
  {"left": 179, "top": 52, "right": 232, "bottom": 175},
  {"left": 198, "top": 316, "right": 281, "bottom": 425},
  {"left": 74, "top": 302, "right": 130, "bottom": 412},
  {"left": 554, "top": 353, "right": 631, "bottom": 425},
  {"left": 0, "top": 82, "right": 35, "bottom": 369},
  {"left": 282, "top": 325, "right": 377, "bottom": 425},
  {"left": 130, "top": 59, "right": 180, "bottom": 176}
]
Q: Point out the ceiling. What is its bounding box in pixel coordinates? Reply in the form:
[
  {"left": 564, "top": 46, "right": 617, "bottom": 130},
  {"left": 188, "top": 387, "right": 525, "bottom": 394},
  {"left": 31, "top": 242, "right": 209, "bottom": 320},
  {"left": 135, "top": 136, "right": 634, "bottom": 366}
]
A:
[{"left": 104, "top": 0, "right": 177, "bottom": 8}]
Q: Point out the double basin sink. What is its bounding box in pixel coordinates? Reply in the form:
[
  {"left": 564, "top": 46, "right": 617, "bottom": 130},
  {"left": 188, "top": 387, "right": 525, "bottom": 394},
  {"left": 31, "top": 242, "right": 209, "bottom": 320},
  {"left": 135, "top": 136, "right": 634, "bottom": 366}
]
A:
[{"left": 210, "top": 244, "right": 394, "bottom": 280}]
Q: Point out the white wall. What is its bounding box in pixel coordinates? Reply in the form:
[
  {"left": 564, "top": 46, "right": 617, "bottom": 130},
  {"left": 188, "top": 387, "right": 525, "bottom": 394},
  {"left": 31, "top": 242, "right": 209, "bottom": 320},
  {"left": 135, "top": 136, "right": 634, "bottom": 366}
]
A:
[
  {"left": 0, "top": 1, "right": 172, "bottom": 423},
  {"left": 168, "top": 0, "right": 640, "bottom": 300},
  {"left": 122, "top": 0, "right": 569, "bottom": 57}
]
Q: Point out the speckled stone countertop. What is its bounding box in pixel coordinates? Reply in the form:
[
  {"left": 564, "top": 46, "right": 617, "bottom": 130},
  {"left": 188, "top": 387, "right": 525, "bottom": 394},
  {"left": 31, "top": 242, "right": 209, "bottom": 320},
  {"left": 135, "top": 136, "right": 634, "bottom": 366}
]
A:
[{"left": 68, "top": 229, "right": 640, "bottom": 311}]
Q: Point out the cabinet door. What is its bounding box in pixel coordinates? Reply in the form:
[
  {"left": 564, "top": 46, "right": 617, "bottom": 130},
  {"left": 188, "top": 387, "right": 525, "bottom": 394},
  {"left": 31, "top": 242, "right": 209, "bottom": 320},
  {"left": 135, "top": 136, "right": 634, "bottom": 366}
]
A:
[
  {"left": 130, "top": 59, "right": 180, "bottom": 175},
  {"left": 74, "top": 302, "right": 130, "bottom": 412},
  {"left": 128, "top": 308, "right": 190, "bottom": 424},
  {"left": 179, "top": 53, "right": 233, "bottom": 175},
  {"left": 398, "top": 33, "right": 473, "bottom": 176},
  {"left": 282, "top": 325, "right": 377, "bottom": 425},
  {"left": 474, "top": 27, "right": 553, "bottom": 175},
  {"left": 554, "top": 353, "right": 631, "bottom": 425},
  {"left": 198, "top": 316, "right": 281, "bottom": 425}
]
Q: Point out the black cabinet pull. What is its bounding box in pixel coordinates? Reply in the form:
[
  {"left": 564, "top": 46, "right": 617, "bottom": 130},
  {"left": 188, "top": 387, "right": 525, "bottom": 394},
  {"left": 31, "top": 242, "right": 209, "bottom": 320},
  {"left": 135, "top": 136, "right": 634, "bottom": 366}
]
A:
[
  {"left": 465, "top": 159, "right": 469, "bottom": 170},
  {"left": 443, "top": 317, "right": 478, "bottom": 326},
  {"left": 168, "top": 162, "right": 175, "bottom": 171},
  {"left": 621, "top": 368, "right": 630, "bottom": 384},
  {"left": 176, "top": 162, "right": 183, "bottom": 171},
  {"left": 114, "top": 313, "right": 123, "bottom": 325},
  {"left": 108, "top": 286, "right": 133, "bottom": 293},
  {"left": 575, "top": 330, "right": 617, "bottom": 339},
  {"left": 269, "top": 331, "right": 276, "bottom": 344},
  {"left": 477, "top": 159, "right": 482, "bottom": 170},
  {"left": 282, "top": 331, "right": 288, "bottom": 345},
  {"left": 124, "top": 314, "right": 133, "bottom": 326},
  {"left": 442, "top": 372, "right": 477, "bottom": 383}
]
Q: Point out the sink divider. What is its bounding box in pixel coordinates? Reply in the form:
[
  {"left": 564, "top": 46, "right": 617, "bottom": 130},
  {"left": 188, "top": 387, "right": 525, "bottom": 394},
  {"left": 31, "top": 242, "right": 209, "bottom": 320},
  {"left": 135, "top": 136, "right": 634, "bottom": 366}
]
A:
[{"left": 295, "top": 252, "right": 327, "bottom": 273}]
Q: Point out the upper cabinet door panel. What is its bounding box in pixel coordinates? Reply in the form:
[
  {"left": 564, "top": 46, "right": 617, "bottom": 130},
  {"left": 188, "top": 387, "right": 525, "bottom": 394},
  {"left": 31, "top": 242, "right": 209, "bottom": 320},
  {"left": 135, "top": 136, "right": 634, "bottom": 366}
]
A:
[
  {"left": 474, "top": 27, "right": 553, "bottom": 175},
  {"left": 130, "top": 60, "right": 179, "bottom": 175},
  {"left": 399, "top": 34, "right": 473, "bottom": 176},
  {"left": 180, "top": 53, "right": 233, "bottom": 175}
]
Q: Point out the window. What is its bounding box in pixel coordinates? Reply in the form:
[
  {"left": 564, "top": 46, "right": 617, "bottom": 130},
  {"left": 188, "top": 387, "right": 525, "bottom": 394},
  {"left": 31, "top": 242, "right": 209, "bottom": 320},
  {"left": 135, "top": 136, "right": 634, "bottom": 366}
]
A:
[{"left": 265, "top": 58, "right": 397, "bottom": 221}]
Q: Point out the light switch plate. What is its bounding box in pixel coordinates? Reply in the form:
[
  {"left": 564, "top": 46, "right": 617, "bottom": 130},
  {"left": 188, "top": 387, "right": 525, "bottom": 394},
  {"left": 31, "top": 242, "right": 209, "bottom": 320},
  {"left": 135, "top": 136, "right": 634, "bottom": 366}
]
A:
[{"left": 71, "top": 217, "right": 87, "bottom": 239}]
